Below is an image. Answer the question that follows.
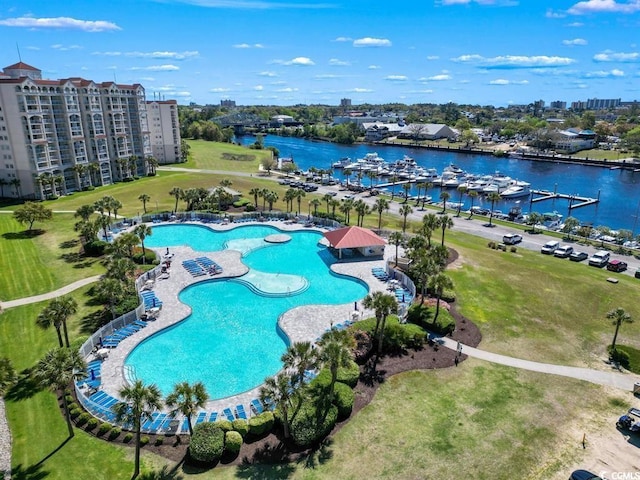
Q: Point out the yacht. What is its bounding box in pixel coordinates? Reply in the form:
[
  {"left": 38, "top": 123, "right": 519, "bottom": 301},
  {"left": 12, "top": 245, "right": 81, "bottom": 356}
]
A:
[
  {"left": 332, "top": 157, "right": 352, "bottom": 169},
  {"left": 500, "top": 181, "right": 531, "bottom": 199}
]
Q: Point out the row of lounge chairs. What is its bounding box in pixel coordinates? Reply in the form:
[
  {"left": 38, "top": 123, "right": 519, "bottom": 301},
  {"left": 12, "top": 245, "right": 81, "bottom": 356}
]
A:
[
  {"left": 372, "top": 267, "right": 390, "bottom": 281},
  {"left": 194, "top": 257, "right": 223, "bottom": 275},
  {"left": 141, "top": 291, "right": 162, "bottom": 311},
  {"left": 77, "top": 359, "right": 103, "bottom": 390},
  {"left": 100, "top": 319, "right": 147, "bottom": 348}
]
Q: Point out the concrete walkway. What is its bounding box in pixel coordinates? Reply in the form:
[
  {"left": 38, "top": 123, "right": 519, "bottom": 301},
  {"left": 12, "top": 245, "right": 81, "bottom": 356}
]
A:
[{"left": 0, "top": 275, "right": 102, "bottom": 310}]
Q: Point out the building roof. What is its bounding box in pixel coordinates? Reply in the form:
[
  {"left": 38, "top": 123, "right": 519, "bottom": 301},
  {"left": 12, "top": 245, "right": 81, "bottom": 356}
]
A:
[
  {"left": 4, "top": 61, "right": 40, "bottom": 71},
  {"left": 323, "top": 226, "right": 386, "bottom": 249}
]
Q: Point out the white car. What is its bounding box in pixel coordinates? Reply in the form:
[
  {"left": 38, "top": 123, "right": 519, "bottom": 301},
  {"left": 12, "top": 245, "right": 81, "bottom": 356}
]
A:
[
  {"left": 541, "top": 240, "right": 560, "bottom": 254},
  {"left": 553, "top": 245, "right": 574, "bottom": 258},
  {"left": 502, "top": 233, "right": 523, "bottom": 245}
]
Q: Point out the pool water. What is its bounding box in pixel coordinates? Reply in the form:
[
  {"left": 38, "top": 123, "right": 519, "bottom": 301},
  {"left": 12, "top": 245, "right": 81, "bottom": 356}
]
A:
[{"left": 126, "top": 224, "right": 368, "bottom": 399}]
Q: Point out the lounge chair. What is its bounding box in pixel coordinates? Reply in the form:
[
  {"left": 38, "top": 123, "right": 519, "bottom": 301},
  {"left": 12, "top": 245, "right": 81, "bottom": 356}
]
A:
[
  {"left": 223, "top": 407, "right": 235, "bottom": 422},
  {"left": 250, "top": 399, "right": 264, "bottom": 415},
  {"left": 195, "top": 411, "right": 207, "bottom": 425},
  {"left": 235, "top": 404, "right": 247, "bottom": 420},
  {"left": 208, "top": 412, "right": 218, "bottom": 422}
]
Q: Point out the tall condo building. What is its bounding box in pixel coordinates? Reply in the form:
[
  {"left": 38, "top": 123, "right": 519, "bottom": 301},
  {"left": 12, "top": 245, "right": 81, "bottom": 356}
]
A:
[
  {"left": 146, "top": 100, "right": 181, "bottom": 165},
  {"left": 0, "top": 62, "right": 180, "bottom": 200}
]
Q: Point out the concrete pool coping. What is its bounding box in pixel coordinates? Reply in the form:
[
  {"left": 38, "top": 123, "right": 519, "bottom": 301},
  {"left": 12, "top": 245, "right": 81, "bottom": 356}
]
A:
[{"left": 97, "top": 220, "right": 396, "bottom": 415}]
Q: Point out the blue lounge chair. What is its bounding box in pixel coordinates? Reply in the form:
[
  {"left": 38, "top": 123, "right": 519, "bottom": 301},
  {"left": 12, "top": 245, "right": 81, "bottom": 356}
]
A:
[
  {"left": 250, "top": 399, "right": 264, "bottom": 415},
  {"left": 208, "top": 412, "right": 218, "bottom": 422},
  {"left": 181, "top": 417, "right": 190, "bottom": 433},
  {"left": 235, "top": 404, "right": 247, "bottom": 420},
  {"left": 223, "top": 407, "right": 235, "bottom": 422},
  {"left": 195, "top": 411, "right": 207, "bottom": 425}
]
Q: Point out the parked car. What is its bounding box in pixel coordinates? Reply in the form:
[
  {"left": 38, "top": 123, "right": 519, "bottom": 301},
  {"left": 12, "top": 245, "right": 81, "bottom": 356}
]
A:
[
  {"left": 554, "top": 245, "right": 574, "bottom": 258},
  {"left": 635, "top": 268, "right": 640, "bottom": 279},
  {"left": 541, "top": 240, "right": 560, "bottom": 254},
  {"left": 569, "top": 251, "right": 589, "bottom": 262},
  {"left": 569, "top": 470, "right": 603, "bottom": 480},
  {"left": 607, "top": 259, "right": 628, "bottom": 272},
  {"left": 617, "top": 407, "right": 640, "bottom": 432},
  {"left": 503, "top": 233, "right": 523, "bottom": 245},
  {"left": 588, "top": 250, "right": 610, "bottom": 267}
]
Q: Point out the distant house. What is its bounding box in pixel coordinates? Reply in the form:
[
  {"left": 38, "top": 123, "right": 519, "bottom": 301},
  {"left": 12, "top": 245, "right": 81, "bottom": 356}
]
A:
[
  {"left": 398, "top": 123, "right": 457, "bottom": 141},
  {"left": 554, "top": 128, "right": 596, "bottom": 154},
  {"left": 270, "top": 114, "right": 299, "bottom": 127},
  {"left": 363, "top": 122, "right": 405, "bottom": 142}
]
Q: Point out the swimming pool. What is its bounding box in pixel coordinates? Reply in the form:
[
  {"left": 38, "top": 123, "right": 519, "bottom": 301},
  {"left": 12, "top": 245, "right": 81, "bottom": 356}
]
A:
[{"left": 126, "top": 224, "right": 368, "bottom": 399}]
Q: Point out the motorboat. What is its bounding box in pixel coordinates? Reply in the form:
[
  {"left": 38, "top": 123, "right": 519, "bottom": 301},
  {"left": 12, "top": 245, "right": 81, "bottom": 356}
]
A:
[
  {"left": 500, "top": 181, "right": 531, "bottom": 198},
  {"left": 332, "top": 157, "right": 352, "bottom": 169},
  {"left": 443, "top": 163, "right": 464, "bottom": 174}
]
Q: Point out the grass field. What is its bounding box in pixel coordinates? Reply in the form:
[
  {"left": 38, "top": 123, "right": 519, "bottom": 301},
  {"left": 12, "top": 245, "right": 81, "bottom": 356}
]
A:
[
  {"left": 2, "top": 139, "right": 640, "bottom": 479},
  {"left": 182, "top": 140, "right": 272, "bottom": 172}
]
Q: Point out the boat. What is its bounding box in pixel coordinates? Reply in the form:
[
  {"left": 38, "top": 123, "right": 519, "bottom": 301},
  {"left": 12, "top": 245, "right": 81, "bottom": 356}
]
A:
[
  {"left": 443, "top": 163, "right": 464, "bottom": 174},
  {"left": 344, "top": 152, "right": 386, "bottom": 172},
  {"left": 332, "top": 157, "right": 352, "bottom": 169},
  {"left": 500, "top": 181, "right": 531, "bottom": 199}
]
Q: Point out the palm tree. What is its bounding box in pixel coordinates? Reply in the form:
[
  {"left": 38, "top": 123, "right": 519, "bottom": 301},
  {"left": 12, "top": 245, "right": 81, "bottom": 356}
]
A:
[
  {"left": 401, "top": 182, "right": 411, "bottom": 202},
  {"left": 295, "top": 189, "right": 306, "bottom": 215},
  {"left": 527, "top": 211, "right": 543, "bottom": 234},
  {"left": 88, "top": 162, "right": 100, "bottom": 186},
  {"left": 373, "top": 198, "right": 390, "bottom": 231},
  {"left": 354, "top": 200, "right": 370, "bottom": 227},
  {"left": 410, "top": 256, "right": 438, "bottom": 305},
  {"left": 317, "top": 329, "right": 355, "bottom": 403},
  {"left": 0, "top": 177, "right": 7, "bottom": 198},
  {"left": 169, "top": 187, "right": 183, "bottom": 213},
  {"left": 439, "top": 214, "right": 454, "bottom": 246},
  {"left": 606, "top": 307, "right": 633, "bottom": 353},
  {"left": 145, "top": 156, "right": 158, "bottom": 175},
  {"left": 329, "top": 198, "right": 340, "bottom": 219},
  {"left": 281, "top": 341, "right": 317, "bottom": 389},
  {"left": 414, "top": 182, "right": 424, "bottom": 207},
  {"left": 322, "top": 193, "right": 333, "bottom": 214},
  {"left": 399, "top": 204, "right": 413, "bottom": 233},
  {"left": 421, "top": 181, "right": 434, "bottom": 209},
  {"left": 388, "top": 231, "right": 405, "bottom": 267},
  {"left": 439, "top": 191, "right": 450, "bottom": 214},
  {"left": 260, "top": 188, "right": 270, "bottom": 211},
  {"left": 343, "top": 169, "right": 352, "bottom": 187},
  {"left": 138, "top": 194, "right": 151, "bottom": 213},
  {"left": 429, "top": 272, "right": 454, "bottom": 321},
  {"left": 467, "top": 190, "right": 478, "bottom": 219},
  {"left": 36, "top": 296, "right": 78, "bottom": 348},
  {"left": 113, "top": 380, "right": 163, "bottom": 479},
  {"left": 10, "top": 178, "right": 21, "bottom": 198},
  {"left": 340, "top": 198, "right": 354, "bottom": 225},
  {"left": 111, "top": 198, "right": 123, "bottom": 220},
  {"left": 264, "top": 190, "right": 279, "bottom": 211},
  {"left": 363, "top": 291, "right": 398, "bottom": 357},
  {"left": 95, "top": 277, "right": 128, "bottom": 318},
  {"left": 0, "top": 357, "right": 17, "bottom": 396},
  {"left": 249, "top": 187, "right": 261, "bottom": 209},
  {"left": 165, "top": 382, "right": 208, "bottom": 436},
  {"left": 486, "top": 191, "right": 502, "bottom": 227},
  {"left": 389, "top": 174, "right": 398, "bottom": 201},
  {"left": 309, "top": 198, "right": 322, "bottom": 217},
  {"left": 421, "top": 213, "right": 439, "bottom": 248},
  {"left": 220, "top": 178, "right": 233, "bottom": 189},
  {"left": 104, "top": 257, "right": 137, "bottom": 282},
  {"left": 72, "top": 163, "right": 88, "bottom": 190},
  {"left": 134, "top": 224, "right": 153, "bottom": 262},
  {"left": 35, "top": 348, "right": 87, "bottom": 438},
  {"left": 96, "top": 213, "right": 111, "bottom": 240},
  {"left": 75, "top": 204, "right": 95, "bottom": 222},
  {"left": 455, "top": 185, "right": 467, "bottom": 217},
  {"left": 260, "top": 372, "right": 299, "bottom": 438}
]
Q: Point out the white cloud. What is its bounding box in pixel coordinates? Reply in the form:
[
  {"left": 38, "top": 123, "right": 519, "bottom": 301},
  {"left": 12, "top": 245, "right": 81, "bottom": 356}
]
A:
[
  {"left": 368, "top": 65, "right": 381, "bottom": 70},
  {"left": 26, "top": 46, "right": 40, "bottom": 50},
  {"left": 253, "top": 85, "right": 264, "bottom": 90},
  {"left": 276, "top": 87, "right": 298, "bottom": 92},
  {"left": 233, "top": 43, "right": 264, "bottom": 48},
  {"left": 0, "top": 16, "right": 121, "bottom": 32},
  {"left": 315, "top": 74, "right": 340, "bottom": 79},
  {"left": 130, "top": 64, "right": 180, "bottom": 71},
  {"left": 161, "top": 1, "right": 334, "bottom": 9},
  {"left": 329, "top": 58, "right": 350, "bottom": 66},
  {"left": 426, "top": 55, "right": 440, "bottom": 60},
  {"left": 93, "top": 50, "right": 199, "bottom": 60},
  {"left": 562, "top": 38, "right": 588, "bottom": 45},
  {"left": 420, "top": 74, "right": 452, "bottom": 81},
  {"left": 140, "top": 77, "right": 155, "bottom": 81},
  {"left": 408, "top": 89, "right": 434, "bottom": 94},
  {"left": 51, "top": 44, "right": 82, "bottom": 51},
  {"left": 441, "top": 0, "right": 519, "bottom": 4},
  {"left": 567, "top": 21, "right": 584, "bottom": 26},
  {"left": 384, "top": 75, "right": 408, "bottom": 81},
  {"left": 334, "top": 36, "right": 352, "bottom": 42},
  {"left": 584, "top": 68, "right": 625, "bottom": 77},
  {"left": 452, "top": 54, "right": 575, "bottom": 68},
  {"left": 546, "top": 9, "right": 566, "bottom": 18},
  {"left": 594, "top": 50, "right": 640, "bottom": 62},
  {"left": 489, "top": 79, "right": 529, "bottom": 85},
  {"left": 210, "top": 87, "right": 231, "bottom": 92},
  {"left": 280, "top": 57, "right": 315, "bottom": 66},
  {"left": 353, "top": 37, "right": 392, "bottom": 48},
  {"left": 568, "top": 0, "right": 640, "bottom": 15},
  {"left": 258, "top": 71, "right": 277, "bottom": 77},
  {"left": 349, "top": 88, "right": 374, "bottom": 92}
]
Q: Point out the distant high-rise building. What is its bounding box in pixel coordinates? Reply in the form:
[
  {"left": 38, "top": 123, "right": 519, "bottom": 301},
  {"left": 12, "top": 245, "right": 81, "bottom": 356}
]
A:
[
  {"left": 146, "top": 100, "right": 182, "bottom": 164},
  {"left": 340, "top": 98, "right": 352, "bottom": 108},
  {"left": 571, "top": 101, "right": 587, "bottom": 110},
  {"left": 220, "top": 99, "right": 236, "bottom": 108},
  {"left": 550, "top": 101, "right": 567, "bottom": 110},
  {"left": 586, "top": 98, "right": 621, "bottom": 110},
  {"left": 0, "top": 61, "right": 180, "bottom": 199}
]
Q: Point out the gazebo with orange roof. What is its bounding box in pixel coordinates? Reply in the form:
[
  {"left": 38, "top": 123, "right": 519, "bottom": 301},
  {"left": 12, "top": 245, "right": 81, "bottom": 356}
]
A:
[{"left": 323, "top": 226, "right": 386, "bottom": 259}]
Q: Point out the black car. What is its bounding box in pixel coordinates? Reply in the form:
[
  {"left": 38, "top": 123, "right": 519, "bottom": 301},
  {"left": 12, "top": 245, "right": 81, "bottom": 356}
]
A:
[
  {"left": 569, "top": 470, "right": 603, "bottom": 480},
  {"left": 569, "top": 251, "right": 589, "bottom": 262}
]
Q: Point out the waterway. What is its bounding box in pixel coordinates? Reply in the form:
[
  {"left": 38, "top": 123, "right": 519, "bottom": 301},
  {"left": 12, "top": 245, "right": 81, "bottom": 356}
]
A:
[{"left": 240, "top": 135, "right": 640, "bottom": 233}]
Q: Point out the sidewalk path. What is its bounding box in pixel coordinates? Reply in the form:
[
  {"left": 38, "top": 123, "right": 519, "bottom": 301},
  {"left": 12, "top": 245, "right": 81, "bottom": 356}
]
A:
[
  {"left": 437, "top": 336, "right": 640, "bottom": 391},
  {"left": 0, "top": 274, "right": 102, "bottom": 310}
]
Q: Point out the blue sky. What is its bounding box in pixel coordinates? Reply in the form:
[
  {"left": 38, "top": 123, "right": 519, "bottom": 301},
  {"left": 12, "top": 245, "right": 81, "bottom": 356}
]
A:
[{"left": 1, "top": 0, "right": 640, "bottom": 107}]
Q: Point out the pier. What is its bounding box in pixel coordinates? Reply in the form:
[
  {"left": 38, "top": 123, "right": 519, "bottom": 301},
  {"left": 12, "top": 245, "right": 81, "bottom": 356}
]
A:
[{"left": 530, "top": 189, "right": 600, "bottom": 211}]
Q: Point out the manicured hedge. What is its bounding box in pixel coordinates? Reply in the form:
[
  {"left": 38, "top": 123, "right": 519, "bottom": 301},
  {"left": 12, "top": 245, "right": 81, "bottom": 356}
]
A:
[
  {"left": 406, "top": 303, "right": 455, "bottom": 336},
  {"left": 189, "top": 423, "right": 225, "bottom": 463},
  {"left": 290, "top": 401, "right": 338, "bottom": 447},
  {"left": 108, "top": 427, "right": 121, "bottom": 440},
  {"left": 353, "top": 316, "right": 426, "bottom": 352},
  {"left": 333, "top": 382, "right": 355, "bottom": 419},
  {"left": 231, "top": 419, "right": 249, "bottom": 438},
  {"left": 97, "top": 422, "right": 111, "bottom": 436},
  {"left": 312, "top": 361, "right": 359, "bottom": 389},
  {"left": 85, "top": 418, "right": 99, "bottom": 431},
  {"left": 76, "top": 412, "right": 90, "bottom": 427},
  {"left": 132, "top": 250, "right": 157, "bottom": 265},
  {"left": 214, "top": 419, "right": 233, "bottom": 432},
  {"left": 248, "top": 411, "right": 274, "bottom": 437},
  {"left": 83, "top": 240, "right": 108, "bottom": 256},
  {"left": 225, "top": 430, "right": 243, "bottom": 455}
]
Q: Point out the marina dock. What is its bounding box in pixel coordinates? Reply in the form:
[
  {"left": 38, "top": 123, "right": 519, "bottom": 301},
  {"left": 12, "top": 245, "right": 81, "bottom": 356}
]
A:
[{"left": 530, "top": 189, "right": 599, "bottom": 210}]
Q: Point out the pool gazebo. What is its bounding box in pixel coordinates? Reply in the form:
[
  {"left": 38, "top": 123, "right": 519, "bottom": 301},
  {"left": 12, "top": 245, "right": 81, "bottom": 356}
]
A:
[{"left": 323, "top": 226, "right": 386, "bottom": 259}]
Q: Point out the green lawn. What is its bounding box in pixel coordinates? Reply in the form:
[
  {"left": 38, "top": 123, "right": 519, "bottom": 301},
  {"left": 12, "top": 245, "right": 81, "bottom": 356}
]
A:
[{"left": 182, "top": 140, "right": 272, "bottom": 172}]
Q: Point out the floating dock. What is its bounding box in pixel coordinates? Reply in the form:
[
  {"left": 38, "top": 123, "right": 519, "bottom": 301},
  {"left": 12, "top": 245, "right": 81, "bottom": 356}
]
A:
[{"left": 530, "top": 189, "right": 599, "bottom": 210}]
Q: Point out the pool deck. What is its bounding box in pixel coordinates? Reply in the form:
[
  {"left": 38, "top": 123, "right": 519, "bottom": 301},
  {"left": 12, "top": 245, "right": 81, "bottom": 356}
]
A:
[{"left": 97, "top": 220, "right": 396, "bottom": 420}]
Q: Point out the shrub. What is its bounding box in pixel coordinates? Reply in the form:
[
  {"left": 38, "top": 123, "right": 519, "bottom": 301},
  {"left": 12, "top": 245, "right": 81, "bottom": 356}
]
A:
[
  {"left": 333, "top": 382, "right": 355, "bottom": 419},
  {"left": 108, "top": 427, "right": 121, "bottom": 440},
  {"left": 67, "top": 401, "right": 78, "bottom": 411},
  {"left": 233, "top": 199, "right": 251, "bottom": 208},
  {"left": 407, "top": 303, "right": 455, "bottom": 336},
  {"left": 64, "top": 394, "right": 74, "bottom": 404},
  {"left": 352, "top": 329, "right": 373, "bottom": 363},
  {"left": 85, "top": 418, "right": 99, "bottom": 431},
  {"left": 488, "top": 241, "right": 496, "bottom": 249},
  {"left": 123, "top": 432, "right": 133, "bottom": 443},
  {"left": 232, "top": 419, "right": 249, "bottom": 438},
  {"left": 214, "top": 419, "right": 233, "bottom": 432},
  {"left": 83, "top": 240, "right": 108, "bottom": 256},
  {"left": 354, "top": 316, "right": 427, "bottom": 352},
  {"left": 140, "top": 436, "right": 150, "bottom": 446},
  {"left": 225, "top": 430, "right": 243, "bottom": 455},
  {"left": 155, "top": 437, "right": 164, "bottom": 446},
  {"left": 290, "top": 401, "right": 338, "bottom": 447},
  {"left": 245, "top": 204, "right": 256, "bottom": 212},
  {"left": 69, "top": 408, "right": 81, "bottom": 419},
  {"left": 97, "top": 422, "right": 111, "bottom": 436},
  {"left": 609, "top": 347, "right": 631, "bottom": 369},
  {"left": 132, "top": 249, "right": 156, "bottom": 265},
  {"left": 76, "top": 412, "right": 90, "bottom": 427},
  {"left": 189, "top": 423, "right": 225, "bottom": 463},
  {"left": 248, "top": 411, "right": 274, "bottom": 437},
  {"left": 336, "top": 359, "right": 360, "bottom": 387},
  {"left": 510, "top": 246, "right": 518, "bottom": 253}
]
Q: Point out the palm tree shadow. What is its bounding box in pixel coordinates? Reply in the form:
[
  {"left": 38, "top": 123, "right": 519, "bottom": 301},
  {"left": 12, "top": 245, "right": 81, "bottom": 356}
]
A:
[
  {"left": 35, "top": 437, "right": 72, "bottom": 467},
  {"left": 10, "top": 463, "right": 49, "bottom": 480},
  {"left": 297, "top": 438, "right": 334, "bottom": 470},
  {"left": 5, "top": 371, "right": 43, "bottom": 401},
  {"left": 138, "top": 464, "right": 185, "bottom": 480},
  {"left": 2, "top": 229, "right": 45, "bottom": 240}
]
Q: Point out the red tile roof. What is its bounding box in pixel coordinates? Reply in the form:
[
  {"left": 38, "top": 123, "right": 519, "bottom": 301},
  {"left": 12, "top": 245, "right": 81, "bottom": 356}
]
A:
[
  {"left": 4, "top": 61, "right": 40, "bottom": 71},
  {"left": 323, "top": 226, "right": 386, "bottom": 249}
]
